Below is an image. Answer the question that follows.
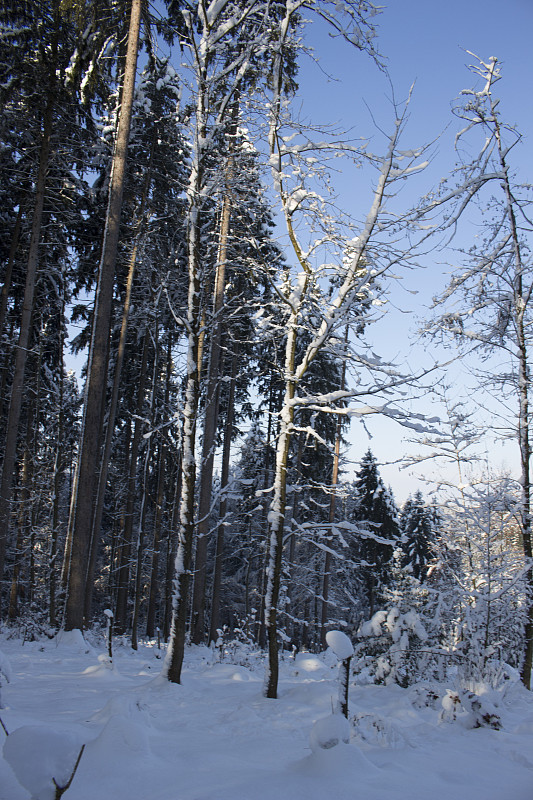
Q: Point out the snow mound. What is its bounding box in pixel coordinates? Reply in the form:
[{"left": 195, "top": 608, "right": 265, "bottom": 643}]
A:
[
  {"left": 310, "top": 714, "right": 350, "bottom": 751},
  {"left": 293, "top": 652, "right": 329, "bottom": 678},
  {"left": 88, "top": 712, "right": 151, "bottom": 757},
  {"left": 54, "top": 629, "right": 95, "bottom": 655},
  {"left": 3, "top": 724, "right": 86, "bottom": 800},
  {"left": 89, "top": 692, "right": 149, "bottom": 725},
  {"left": 326, "top": 631, "right": 354, "bottom": 661},
  {"left": 82, "top": 653, "right": 121, "bottom": 678}
]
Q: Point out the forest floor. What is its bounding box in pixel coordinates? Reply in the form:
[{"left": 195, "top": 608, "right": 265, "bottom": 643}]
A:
[{"left": 1, "top": 629, "right": 533, "bottom": 800}]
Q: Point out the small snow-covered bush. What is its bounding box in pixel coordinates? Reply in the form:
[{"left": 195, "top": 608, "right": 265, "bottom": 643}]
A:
[
  {"left": 310, "top": 714, "right": 350, "bottom": 752},
  {"left": 214, "top": 622, "right": 257, "bottom": 668},
  {"left": 439, "top": 689, "right": 502, "bottom": 730},
  {"left": 355, "top": 551, "right": 445, "bottom": 687},
  {"left": 351, "top": 712, "right": 406, "bottom": 749},
  {"left": 408, "top": 684, "right": 441, "bottom": 710},
  {"left": 3, "top": 610, "right": 55, "bottom": 643}
]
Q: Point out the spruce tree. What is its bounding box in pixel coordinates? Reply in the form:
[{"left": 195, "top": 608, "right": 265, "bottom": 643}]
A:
[
  {"left": 401, "top": 491, "right": 436, "bottom": 582},
  {"left": 351, "top": 449, "right": 400, "bottom": 615}
]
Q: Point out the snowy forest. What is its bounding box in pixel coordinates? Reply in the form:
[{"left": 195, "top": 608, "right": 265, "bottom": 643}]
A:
[{"left": 1, "top": 2, "right": 533, "bottom": 798}]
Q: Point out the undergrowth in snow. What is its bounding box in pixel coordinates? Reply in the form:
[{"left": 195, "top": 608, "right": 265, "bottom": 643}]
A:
[{"left": 1, "top": 630, "right": 532, "bottom": 800}]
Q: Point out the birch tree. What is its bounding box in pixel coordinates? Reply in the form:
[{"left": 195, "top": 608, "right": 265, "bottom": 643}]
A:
[
  {"left": 426, "top": 55, "right": 533, "bottom": 687},
  {"left": 163, "top": 0, "right": 283, "bottom": 685},
  {"left": 262, "top": 0, "right": 440, "bottom": 694}
]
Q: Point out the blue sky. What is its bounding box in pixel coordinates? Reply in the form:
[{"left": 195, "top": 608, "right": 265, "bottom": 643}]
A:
[
  {"left": 66, "top": 1, "right": 533, "bottom": 505},
  {"left": 293, "top": 0, "right": 533, "bottom": 502}
]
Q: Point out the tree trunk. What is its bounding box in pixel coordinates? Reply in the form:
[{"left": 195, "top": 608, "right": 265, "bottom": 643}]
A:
[
  {"left": 163, "top": 452, "right": 182, "bottom": 643},
  {"left": 264, "top": 355, "right": 297, "bottom": 697},
  {"left": 83, "top": 168, "right": 152, "bottom": 624},
  {"left": 0, "top": 96, "right": 54, "bottom": 609},
  {"left": 320, "top": 332, "right": 347, "bottom": 648},
  {"left": 285, "top": 432, "right": 303, "bottom": 646},
  {"left": 64, "top": 0, "right": 142, "bottom": 631},
  {"left": 491, "top": 111, "right": 533, "bottom": 689},
  {"left": 191, "top": 100, "right": 239, "bottom": 645},
  {"left": 49, "top": 311, "right": 65, "bottom": 628},
  {"left": 146, "top": 441, "right": 167, "bottom": 638},
  {"left": 130, "top": 420, "right": 153, "bottom": 650},
  {"left": 208, "top": 349, "right": 238, "bottom": 644},
  {"left": 114, "top": 333, "right": 150, "bottom": 633},
  {"left": 0, "top": 206, "right": 23, "bottom": 341}
]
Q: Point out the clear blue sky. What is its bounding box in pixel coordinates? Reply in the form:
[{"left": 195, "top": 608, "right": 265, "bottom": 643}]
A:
[{"left": 294, "top": 0, "right": 533, "bottom": 503}]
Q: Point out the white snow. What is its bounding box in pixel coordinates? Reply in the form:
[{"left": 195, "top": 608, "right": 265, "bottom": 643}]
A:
[
  {"left": 0, "top": 632, "right": 533, "bottom": 800},
  {"left": 326, "top": 630, "right": 354, "bottom": 660},
  {"left": 3, "top": 725, "right": 86, "bottom": 800},
  {"left": 309, "top": 713, "right": 350, "bottom": 751}
]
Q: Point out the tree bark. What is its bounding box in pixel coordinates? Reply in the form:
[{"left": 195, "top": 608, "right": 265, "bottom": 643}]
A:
[
  {"left": 146, "top": 441, "right": 167, "bottom": 638},
  {"left": 208, "top": 349, "right": 238, "bottom": 644},
  {"left": 0, "top": 205, "right": 23, "bottom": 341},
  {"left": 191, "top": 100, "right": 239, "bottom": 645},
  {"left": 320, "top": 331, "right": 348, "bottom": 648},
  {"left": 64, "top": 0, "right": 142, "bottom": 631},
  {"left": 49, "top": 304, "right": 65, "bottom": 628},
  {"left": 83, "top": 152, "right": 153, "bottom": 624},
  {"left": 0, "top": 96, "right": 54, "bottom": 608},
  {"left": 114, "top": 333, "right": 150, "bottom": 633}
]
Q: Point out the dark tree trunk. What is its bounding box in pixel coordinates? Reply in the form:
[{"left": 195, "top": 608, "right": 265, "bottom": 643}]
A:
[
  {"left": 191, "top": 102, "right": 238, "bottom": 645},
  {"left": 0, "top": 96, "right": 54, "bottom": 610},
  {"left": 208, "top": 350, "right": 238, "bottom": 644},
  {"left": 64, "top": 0, "right": 142, "bottom": 631},
  {"left": 114, "top": 334, "right": 149, "bottom": 634}
]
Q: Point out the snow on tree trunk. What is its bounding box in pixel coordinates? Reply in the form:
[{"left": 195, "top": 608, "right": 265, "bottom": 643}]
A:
[{"left": 326, "top": 630, "right": 354, "bottom": 717}]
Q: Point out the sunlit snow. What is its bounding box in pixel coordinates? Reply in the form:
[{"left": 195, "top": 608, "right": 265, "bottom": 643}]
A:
[{"left": 1, "top": 632, "right": 532, "bottom": 800}]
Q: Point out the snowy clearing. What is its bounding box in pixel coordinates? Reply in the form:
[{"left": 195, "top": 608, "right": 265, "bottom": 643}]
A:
[{"left": 1, "top": 631, "right": 533, "bottom": 800}]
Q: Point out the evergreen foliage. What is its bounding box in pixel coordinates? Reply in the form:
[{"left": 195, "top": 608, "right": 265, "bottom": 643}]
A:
[{"left": 0, "top": 2, "right": 529, "bottom": 699}]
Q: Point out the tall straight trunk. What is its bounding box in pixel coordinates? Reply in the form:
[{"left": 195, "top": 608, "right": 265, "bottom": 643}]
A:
[
  {"left": 0, "top": 97, "right": 54, "bottom": 605},
  {"left": 264, "top": 311, "right": 300, "bottom": 698},
  {"left": 130, "top": 414, "right": 154, "bottom": 650},
  {"left": 163, "top": 452, "right": 182, "bottom": 642},
  {"left": 110, "top": 421, "right": 133, "bottom": 627},
  {"left": 164, "top": 13, "right": 210, "bottom": 683},
  {"left": 64, "top": 0, "right": 142, "bottom": 631},
  {"left": 319, "top": 423, "right": 342, "bottom": 648},
  {"left": 49, "top": 312, "right": 65, "bottom": 627},
  {"left": 83, "top": 216, "right": 152, "bottom": 625},
  {"left": 0, "top": 206, "right": 23, "bottom": 340},
  {"left": 163, "top": 0, "right": 265, "bottom": 684},
  {"left": 517, "top": 323, "right": 533, "bottom": 688},
  {"left": 8, "top": 397, "right": 36, "bottom": 620},
  {"left": 285, "top": 432, "right": 303, "bottom": 645},
  {"left": 191, "top": 102, "right": 239, "bottom": 645},
  {"left": 320, "top": 331, "right": 348, "bottom": 648},
  {"left": 208, "top": 349, "right": 238, "bottom": 644},
  {"left": 146, "top": 441, "right": 166, "bottom": 638},
  {"left": 114, "top": 333, "right": 150, "bottom": 633},
  {"left": 164, "top": 252, "right": 201, "bottom": 683},
  {"left": 146, "top": 336, "right": 172, "bottom": 637},
  {"left": 257, "top": 384, "right": 276, "bottom": 649}
]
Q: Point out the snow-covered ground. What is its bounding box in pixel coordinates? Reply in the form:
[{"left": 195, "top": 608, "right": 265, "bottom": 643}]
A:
[{"left": 1, "top": 630, "right": 533, "bottom": 800}]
